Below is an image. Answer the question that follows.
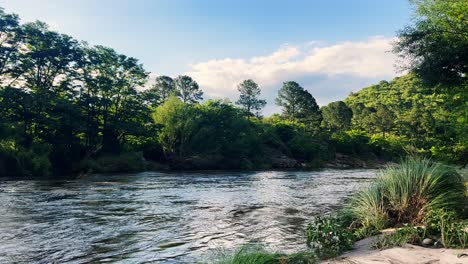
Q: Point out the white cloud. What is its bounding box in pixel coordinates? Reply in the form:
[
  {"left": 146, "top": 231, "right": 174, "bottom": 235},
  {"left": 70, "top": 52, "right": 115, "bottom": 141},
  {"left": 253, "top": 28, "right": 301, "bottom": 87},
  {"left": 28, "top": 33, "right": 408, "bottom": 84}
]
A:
[{"left": 185, "top": 36, "right": 399, "bottom": 113}]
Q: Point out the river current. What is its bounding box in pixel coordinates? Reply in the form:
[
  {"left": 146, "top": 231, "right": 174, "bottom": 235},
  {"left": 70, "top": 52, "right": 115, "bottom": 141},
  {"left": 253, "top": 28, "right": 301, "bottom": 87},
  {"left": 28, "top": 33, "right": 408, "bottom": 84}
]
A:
[{"left": 0, "top": 169, "right": 377, "bottom": 263}]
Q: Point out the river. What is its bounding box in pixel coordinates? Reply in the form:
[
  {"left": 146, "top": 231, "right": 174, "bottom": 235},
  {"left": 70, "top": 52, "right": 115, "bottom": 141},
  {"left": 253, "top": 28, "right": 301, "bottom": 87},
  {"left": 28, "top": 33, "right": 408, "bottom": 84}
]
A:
[{"left": 0, "top": 169, "right": 377, "bottom": 263}]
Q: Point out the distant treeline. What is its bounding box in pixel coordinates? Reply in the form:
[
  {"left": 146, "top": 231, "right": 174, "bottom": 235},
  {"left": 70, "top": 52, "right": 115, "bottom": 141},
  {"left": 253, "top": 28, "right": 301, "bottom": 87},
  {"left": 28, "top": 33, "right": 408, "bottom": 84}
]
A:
[{"left": 0, "top": 0, "right": 466, "bottom": 177}]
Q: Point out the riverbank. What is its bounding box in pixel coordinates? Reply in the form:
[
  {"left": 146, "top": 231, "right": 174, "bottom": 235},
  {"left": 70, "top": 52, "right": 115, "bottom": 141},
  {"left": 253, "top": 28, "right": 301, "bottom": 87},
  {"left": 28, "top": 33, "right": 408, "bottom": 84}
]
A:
[
  {"left": 76, "top": 151, "right": 390, "bottom": 176},
  {"left": 213, "top": 158, "right": 468, "bottom": 264},
  {"left": 324, "top": 236, "right": 468, "bottom": 264}
]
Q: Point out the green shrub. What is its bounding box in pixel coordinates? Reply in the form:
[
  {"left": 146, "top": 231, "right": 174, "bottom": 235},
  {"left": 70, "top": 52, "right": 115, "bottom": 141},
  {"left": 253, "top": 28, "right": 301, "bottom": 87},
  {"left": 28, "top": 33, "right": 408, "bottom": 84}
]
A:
[
  {"left": 306, "top": 215, "right": 355, "bottom": 258},
  {"left": 331, "top": 130, "right": 371, "bottom": 155},
  {"left": 425, "top": 209, "right": 467, "bottom": 248},
  {"left": 371, "top": 226, "right": 424, "bottom": 249},
  {"left": 0, "top": 142, "right": 52, "bottom": 177},
  {"left": 349, "top": 158, "right": 466, "bottom": 231},
  {"left": 369, "top": 134, "right": 405, "bottom": 160}
]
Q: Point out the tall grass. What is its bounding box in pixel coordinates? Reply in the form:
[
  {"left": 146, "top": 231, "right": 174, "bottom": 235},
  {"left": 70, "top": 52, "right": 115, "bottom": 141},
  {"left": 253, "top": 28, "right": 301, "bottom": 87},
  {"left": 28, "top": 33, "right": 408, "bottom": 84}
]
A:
[{"left": 349, "top": 158, "right": 466, "bottom": 230}]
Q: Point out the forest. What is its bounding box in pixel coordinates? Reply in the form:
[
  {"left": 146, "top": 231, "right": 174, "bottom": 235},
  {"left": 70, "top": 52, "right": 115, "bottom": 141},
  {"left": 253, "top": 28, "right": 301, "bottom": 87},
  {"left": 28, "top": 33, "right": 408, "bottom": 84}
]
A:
[{"left": 0, "top": 0, "right": 466, "bottom": 177}]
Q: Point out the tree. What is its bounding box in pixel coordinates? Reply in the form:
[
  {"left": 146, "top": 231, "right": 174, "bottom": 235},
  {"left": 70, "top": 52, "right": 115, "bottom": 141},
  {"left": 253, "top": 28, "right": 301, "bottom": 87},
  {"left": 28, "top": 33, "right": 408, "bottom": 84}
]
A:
[
  {"left": 143, "top": 75, "right": 174, "bottom": 107},
  {"left": 296, "top": 90, "right": 322, "bottom": 131},
  {"left": 0, "top": 8, "right": 22, "bottom": 85},
  {"left": 153, "top": 97, "right": 199, "bottom": 160},
  {"left": 275, "top": 81, "right": 321, "bottom": 129},
  {"left": 275, "top": 81, "right": 306, "bottom": 120},
  {"left": 173, "top": 75, "right": 203, "bottom": 104},
  {"left": 321, "top": 101, "right": 353, "bottom": 132},
  {"left": 374, "top": 104, "right": 395, "bottom": 137},
  {"left": 79, "top": 45, "right": 149, "bottom": 153},
  {"left": 235, "top": 79, "right": 266, "bottom": 116},
  {"left": 393, "top": 0, "right": 468, "bottom": 85}
]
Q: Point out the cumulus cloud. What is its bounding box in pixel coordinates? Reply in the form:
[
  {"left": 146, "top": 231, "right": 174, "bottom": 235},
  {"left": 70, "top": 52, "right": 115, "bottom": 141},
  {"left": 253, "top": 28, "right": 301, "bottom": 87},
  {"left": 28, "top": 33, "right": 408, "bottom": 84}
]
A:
[{"left": 185, "top": 37, "right": 399, "bottom": 114}]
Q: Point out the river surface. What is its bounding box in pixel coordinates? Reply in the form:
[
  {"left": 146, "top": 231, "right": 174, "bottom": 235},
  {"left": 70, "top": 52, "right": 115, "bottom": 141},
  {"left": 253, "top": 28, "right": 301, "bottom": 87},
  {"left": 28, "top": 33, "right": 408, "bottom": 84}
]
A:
[{"left": 0, "top": 169, "right": 378, "bottom": 263}]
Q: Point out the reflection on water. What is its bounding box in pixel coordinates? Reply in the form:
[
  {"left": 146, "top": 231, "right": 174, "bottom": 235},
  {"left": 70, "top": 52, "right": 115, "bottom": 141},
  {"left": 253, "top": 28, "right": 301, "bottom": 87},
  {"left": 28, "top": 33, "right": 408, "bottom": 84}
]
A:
[{"left": 0, "top": 169, "right": 377, "bottom": 263}]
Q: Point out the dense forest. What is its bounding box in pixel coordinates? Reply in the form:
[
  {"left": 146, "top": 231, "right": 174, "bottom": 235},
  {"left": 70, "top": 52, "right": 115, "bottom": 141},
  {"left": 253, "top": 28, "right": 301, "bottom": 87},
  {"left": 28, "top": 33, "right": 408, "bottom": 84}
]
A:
[{"left": 0, "top": 0, "right": 466, "bottom": 177}]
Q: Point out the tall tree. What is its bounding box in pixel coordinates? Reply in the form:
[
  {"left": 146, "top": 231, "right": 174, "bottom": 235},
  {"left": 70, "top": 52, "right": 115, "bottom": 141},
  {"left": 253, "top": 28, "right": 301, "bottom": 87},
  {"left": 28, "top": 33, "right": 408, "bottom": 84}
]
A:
[
  {"left": 296, "top": 90, "right": 322, "bottom": 131},
  {"left": 393, "top": 0, "right": 468, "bottom": 85},
  {"left": 235, "top": 79, "right": 266, "bottom": 116},
  {"left": 142, "top": 75, "right": 174, "bottom": 107},
  {"left": 79, "top": 45, "right": 148, "bottom": 153},
  {"left": 173, "top": 75, "right": 203, "bottom": 104},
  {"left": 321, "top": 101, "right": 353, "bottom": 132},
  {"left": 275, "top": 81, "right": 305, "bottom": 120},
  {"left": 0, "top": 8, "right": 22, "bottom": 85},
  {"left": 374, "top": 104, "right": 395, "bottom": 137}
]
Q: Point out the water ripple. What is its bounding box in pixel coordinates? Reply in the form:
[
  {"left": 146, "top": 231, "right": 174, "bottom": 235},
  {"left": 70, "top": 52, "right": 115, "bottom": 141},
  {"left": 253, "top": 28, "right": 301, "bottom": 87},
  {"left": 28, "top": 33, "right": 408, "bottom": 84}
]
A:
[{"left": 0, "top": 169, "right": 377, "bottom": 263}]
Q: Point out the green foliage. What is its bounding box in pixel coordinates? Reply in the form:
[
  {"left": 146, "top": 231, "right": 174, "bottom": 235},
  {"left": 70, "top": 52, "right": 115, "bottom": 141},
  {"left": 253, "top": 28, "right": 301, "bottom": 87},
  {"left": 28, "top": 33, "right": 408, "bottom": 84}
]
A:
[
  {"left": 275, "top": 82, "right": 322, "bottom": 129},
  {"left": 142, "top": 75, "right": 174, "bottom": 107},
  {"left": 173, "top": 75, "right": 203, "bottom": 104},
  {"left": 371, "top": 226, "right": 424, "bottom": 249},
  {"left": 0, "top": 141, "right": 51, "bottom": 177},
  {"left": 349, "top": 158, "right": 466, "bottom": 232},
  {"left": 345, "top": 74, "right": 468, "bottom": 164},
  {"left": 306, "top": 215, "right": 355, "bottom": 258},
  {"left": 212, "top": 245, "right": 317, "bottom": 264},
  {"left": 369, "top": 134, "right": 405, "bottom": 160},
  {"left": 321, "top": 101, "right": 352, "bottom": 132},
  {"left": 330, "top": 130, "right": 371, "bottom": 155},
  {"left": 235, "top": 79, "right": 267, "bottom": 116},
  {"left": 393, "top": 0, "right": 468, "bottom": 85},
  {"left": 425, "top": 209, "right": 468, "bottom": 248}
]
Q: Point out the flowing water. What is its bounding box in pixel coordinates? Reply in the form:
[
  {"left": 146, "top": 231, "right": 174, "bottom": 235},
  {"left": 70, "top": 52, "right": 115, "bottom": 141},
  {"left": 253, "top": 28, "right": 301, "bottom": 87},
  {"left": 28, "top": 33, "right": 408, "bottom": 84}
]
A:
[{"left": 0, "top": 169, "right": 378, "bottom": 263}]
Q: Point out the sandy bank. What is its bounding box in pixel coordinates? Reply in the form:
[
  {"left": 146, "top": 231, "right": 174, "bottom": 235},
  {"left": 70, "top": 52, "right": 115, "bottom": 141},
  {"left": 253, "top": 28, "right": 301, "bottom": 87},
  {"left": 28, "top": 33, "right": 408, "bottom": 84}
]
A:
[{"left": 322, "top": 237, "right": 468, "bottom": 264}]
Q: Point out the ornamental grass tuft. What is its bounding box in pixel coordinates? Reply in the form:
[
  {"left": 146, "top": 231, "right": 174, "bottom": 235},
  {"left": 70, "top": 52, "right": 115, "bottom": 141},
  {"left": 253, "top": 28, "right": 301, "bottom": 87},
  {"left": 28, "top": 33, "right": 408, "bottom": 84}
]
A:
[{"left": 349, "top": 158, "right": 466, "bottom": 231}]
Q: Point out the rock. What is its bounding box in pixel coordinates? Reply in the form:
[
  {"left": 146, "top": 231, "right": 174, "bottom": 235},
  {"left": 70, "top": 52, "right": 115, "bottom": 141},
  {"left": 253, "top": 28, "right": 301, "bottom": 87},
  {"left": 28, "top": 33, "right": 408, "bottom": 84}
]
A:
[{"left": 422, "top": 238, "right": 433, "bottom": 246}]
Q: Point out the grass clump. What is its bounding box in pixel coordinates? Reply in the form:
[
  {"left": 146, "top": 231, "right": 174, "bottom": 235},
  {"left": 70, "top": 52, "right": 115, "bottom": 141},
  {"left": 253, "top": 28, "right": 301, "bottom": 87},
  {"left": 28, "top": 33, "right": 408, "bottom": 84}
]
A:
[
  {"left": 348, "top": 157, "right": 467, "bottom": 248},
  {"left": 212, "top": 245, "right": 316, "bottom": 264},
  {"left": 349, "top": 158, "right": 465, "bottom": 230}
]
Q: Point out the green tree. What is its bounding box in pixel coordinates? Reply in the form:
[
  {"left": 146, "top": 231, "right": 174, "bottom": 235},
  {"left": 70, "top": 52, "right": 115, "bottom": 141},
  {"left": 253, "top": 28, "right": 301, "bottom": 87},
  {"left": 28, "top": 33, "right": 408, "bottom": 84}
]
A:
[
  {"left": 79, "top": 45, "right": 149, "bottom": 154},
  {"left": 393, "top": 0, "right": 468, "bottom": 85},
  {"left": 173, "top": 75, "right": 203, "bottom": 104},
  {"left": 374, "top": 104, "right": 395, "bottom": 137},
  {"left": 153, "top": 97, "right": 199, "bottom": 161},
  {"left": 0, "top": 8, "right": 22, "bottom": 85},
  {"left": 275, "top": 81, "right": 305, "bottom": 120},
  {"left": 321, "top": 101, "right": 353, "bottom": 132},
  {"left": 296, "top": 90, "right": 322, "bottom": 132},
  {"left": 235, "top": 79, "right": 266, "bottom": 116},
  {"left": 142, "top": 75, "right": 174, "bottom": 107}
]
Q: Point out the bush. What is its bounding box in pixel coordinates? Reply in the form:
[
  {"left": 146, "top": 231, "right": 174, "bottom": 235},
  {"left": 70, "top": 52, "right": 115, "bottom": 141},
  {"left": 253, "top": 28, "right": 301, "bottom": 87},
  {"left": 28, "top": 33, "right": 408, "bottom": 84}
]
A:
[
  {"left": 369, "top": 134, "right": 405, "bottom": 160},
  {"left": 349, "top": 158, "right": 466, "bottom": 231},
  {"left": 371, "top": 225, "right": 424, "bottom": 249},
  {"left": 0, "top": 142, "right": 52, "bottom": 177},
  {"left": 306, "top": 215, "right": 355, "bottom": 258},
  {"left": 425, "top": 209, "right": 467, "bottom": 248}
]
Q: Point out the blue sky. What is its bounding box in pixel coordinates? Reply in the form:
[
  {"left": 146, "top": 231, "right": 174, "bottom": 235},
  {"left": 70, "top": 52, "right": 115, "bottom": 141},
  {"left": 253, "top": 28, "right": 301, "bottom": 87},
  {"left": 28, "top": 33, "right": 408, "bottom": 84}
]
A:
[{"left": 1, "top": 0, "right": 413, "bottom": 115}]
